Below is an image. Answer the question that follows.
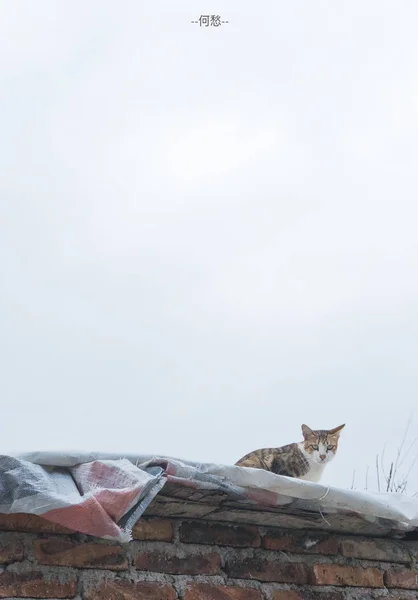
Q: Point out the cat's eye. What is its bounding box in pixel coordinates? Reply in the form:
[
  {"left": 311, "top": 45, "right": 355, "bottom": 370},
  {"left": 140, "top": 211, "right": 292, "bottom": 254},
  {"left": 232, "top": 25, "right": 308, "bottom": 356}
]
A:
[
  {"left": 311, "top": 445, "right": 319, "bottom": 451},
  {"left": 327, "top": 445, "right": 335, "bottom": 451}
]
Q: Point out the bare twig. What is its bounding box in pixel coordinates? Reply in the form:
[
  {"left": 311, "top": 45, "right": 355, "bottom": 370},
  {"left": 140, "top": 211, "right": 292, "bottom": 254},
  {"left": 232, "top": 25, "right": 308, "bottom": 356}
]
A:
[
  {"left": 404, "top": 453, "right": 418, "bottom": 486},
  {"left": 352, "top": 415, "right": 417, "bottom": 496},
  {"left": 386, "top": 462, "right": 394, "bottom": 492},
  {"left": 397, "top": 436, "right": 418, "bottom": 471},
  {"left": 381, "top": 443, "right": 388, "bottom": 482},
  {"left": 393, "top": 416, "right": 412, "bottom": 478}
]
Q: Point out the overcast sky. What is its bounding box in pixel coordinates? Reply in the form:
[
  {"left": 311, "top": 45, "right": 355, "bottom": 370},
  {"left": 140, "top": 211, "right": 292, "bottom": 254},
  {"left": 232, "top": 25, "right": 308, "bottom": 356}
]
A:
[{"left": 1, "top": 1, "right": 418, "bottom": 493}]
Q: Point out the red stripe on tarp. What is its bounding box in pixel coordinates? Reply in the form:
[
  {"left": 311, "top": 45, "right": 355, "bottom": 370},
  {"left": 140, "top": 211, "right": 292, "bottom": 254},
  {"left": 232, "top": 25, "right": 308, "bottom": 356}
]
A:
[{"left": 41, "top": 499, "right": 125, "bottom": 539}]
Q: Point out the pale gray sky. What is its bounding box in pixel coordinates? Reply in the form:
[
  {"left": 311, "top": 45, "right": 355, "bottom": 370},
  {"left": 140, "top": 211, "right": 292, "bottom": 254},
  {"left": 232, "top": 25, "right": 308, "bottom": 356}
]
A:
[{"left": 1, "top": 1, "right": 418, "bottom": 492}]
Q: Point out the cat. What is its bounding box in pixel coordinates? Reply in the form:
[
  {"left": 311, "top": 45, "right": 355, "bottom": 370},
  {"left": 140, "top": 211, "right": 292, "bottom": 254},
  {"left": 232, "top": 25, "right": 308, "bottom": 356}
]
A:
[{"left": 235, "top": 423, "right": 345, "bottom": 483}]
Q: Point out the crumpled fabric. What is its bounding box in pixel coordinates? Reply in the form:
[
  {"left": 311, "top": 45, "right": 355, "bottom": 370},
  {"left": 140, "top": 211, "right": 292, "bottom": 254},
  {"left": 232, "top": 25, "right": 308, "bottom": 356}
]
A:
[{"left": 0, "top": 451, "right": 416, "bottom": 542}]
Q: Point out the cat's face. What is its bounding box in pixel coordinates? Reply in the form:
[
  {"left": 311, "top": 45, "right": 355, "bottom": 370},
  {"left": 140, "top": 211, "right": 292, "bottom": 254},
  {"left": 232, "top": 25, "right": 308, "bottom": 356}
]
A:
[{"left": 300, "top": 423, "right": 345, "bottom": 466}]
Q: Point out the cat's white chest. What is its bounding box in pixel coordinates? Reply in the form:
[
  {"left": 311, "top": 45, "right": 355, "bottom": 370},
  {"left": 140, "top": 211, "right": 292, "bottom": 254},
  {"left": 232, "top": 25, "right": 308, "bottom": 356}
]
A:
[
  {"left": 297, "top": 443, "right": 326, "bottom": 482},
  {"left": 298, "top": 461, "right": 325, "bottom": 483}
]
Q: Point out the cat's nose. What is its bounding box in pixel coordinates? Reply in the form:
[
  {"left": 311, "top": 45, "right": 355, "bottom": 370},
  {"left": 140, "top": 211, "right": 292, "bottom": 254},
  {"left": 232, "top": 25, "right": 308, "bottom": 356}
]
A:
[{"left": 319, "top": 454, "right": 326, "bottom": 461}]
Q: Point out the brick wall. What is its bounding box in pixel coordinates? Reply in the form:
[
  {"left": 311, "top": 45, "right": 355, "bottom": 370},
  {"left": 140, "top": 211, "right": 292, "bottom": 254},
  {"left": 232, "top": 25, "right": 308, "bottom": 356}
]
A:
[{"left": 0, "top": 513, "right": 417, "bottom": 599}]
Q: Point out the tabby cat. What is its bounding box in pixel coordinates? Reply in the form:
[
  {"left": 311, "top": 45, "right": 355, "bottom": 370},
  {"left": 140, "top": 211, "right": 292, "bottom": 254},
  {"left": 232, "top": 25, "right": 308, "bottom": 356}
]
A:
[{"left": 235, "top": 423, "right": 345, "bottom": 482}]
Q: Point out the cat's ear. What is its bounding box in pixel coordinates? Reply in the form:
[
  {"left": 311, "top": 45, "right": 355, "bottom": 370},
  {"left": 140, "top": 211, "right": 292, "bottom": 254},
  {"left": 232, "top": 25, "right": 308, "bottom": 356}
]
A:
[
  {"left": 301, "top": 424, "right": 314, "bottom": 439},
  {"left": 329, "top": 424, "right": 345, "bottom": 437}
]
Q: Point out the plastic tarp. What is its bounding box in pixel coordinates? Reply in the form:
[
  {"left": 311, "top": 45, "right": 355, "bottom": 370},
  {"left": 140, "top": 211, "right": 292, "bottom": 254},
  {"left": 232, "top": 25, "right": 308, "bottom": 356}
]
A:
[{"left": 0, "top": 451, "right": 416, "bottom": 542}]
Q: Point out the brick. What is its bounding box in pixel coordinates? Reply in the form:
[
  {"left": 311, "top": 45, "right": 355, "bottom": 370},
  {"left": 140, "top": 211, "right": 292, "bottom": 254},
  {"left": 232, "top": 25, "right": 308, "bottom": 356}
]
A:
[
  {"left": 85, "top": 580, "right": 176, "bottom": 600},
  {"left": 132, "top": 518, "right": 174, "bottom": 541},
  {"left": 385, "top": 568, "right": 418, "bottom": 589},
  {"left": 311, "top": 564, "right": 383, "bottom": 588},
  {"left": 309, "top": 594, "right": 344, "bottom": 600},
  {"left": 135, "top": 549, "right": 220, "bottom": 575},
  {"left": 263, "top": 531, "right": 338, "bottom": 555},
  {"left": 341, "top": 538, "right": 410, "bottom": 563},
  {"left": 386, "top": 593, "right": 418, "bottom": 600},
  {"left": 34, "top": 537, "right": 127, "bottom": 570},
  {"left": 405, "top": 541, "right": 418, "bottom": 560},
  {"left": 0, "top": 571, "right": 77, "bottom": 598},
  {"left": 271, "top": 592, "right": 304, "bottom": 600},
  {"left": 225, "top": 556, "right": 308, "bottom": 583},
  {"left": 0, "top": 513, "right": 73, "bottom": 534},
  {"left": 185, "top": 583, "right": 262, "bottom": 600},
  {"left": 180, "top": 521, "right": 260, "bottom": 548},
  {"left": 385, "top": 593, "right": 418, "bottom": 600},
  {"left": 0, "top": 541, "right": 24, "bottom": 563},
  {"left": 272, "top": 592, "right": 343, "bottom": 600}
]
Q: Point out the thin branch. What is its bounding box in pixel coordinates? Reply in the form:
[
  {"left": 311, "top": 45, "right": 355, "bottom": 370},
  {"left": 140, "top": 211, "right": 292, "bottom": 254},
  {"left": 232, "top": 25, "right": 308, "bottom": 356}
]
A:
[
  {"left": 397, "top": 437, "right": 418, "bottom": 471},
  {"left": 404, "top": 453, "right": 418, "bottom": 485},
  {"left": 381, "top": 444, "right": 388, "bottom": 481},
  {"left": 357, "top": 415, "right": 417, "bottom": 496},
  {"left": 393, "top": 417, "right": 412, "bottom": 478},
  {"left": 375, "top": 454, "right": 380, "bottom": 492},
  {"left": 386, "top": 462, "right": 394, "bottom": 492}
]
